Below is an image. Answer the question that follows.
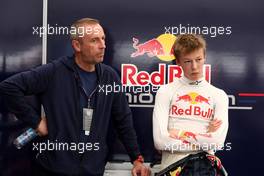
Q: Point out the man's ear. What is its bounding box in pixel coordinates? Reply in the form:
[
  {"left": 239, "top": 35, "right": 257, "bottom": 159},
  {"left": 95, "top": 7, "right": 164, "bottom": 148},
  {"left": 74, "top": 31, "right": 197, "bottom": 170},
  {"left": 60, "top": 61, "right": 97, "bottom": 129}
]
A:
[{"left": 72, "top": 39, "right": 81, "bottom": 52}]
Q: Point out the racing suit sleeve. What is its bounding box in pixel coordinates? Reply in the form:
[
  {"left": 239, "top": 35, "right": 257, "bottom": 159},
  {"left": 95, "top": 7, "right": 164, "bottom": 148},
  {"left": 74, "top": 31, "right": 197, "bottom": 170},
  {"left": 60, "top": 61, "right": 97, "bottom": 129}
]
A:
[
  {"left": 153, "top": 85, "right": 191, "bottom": 152},
  {"left": 174, "top": 90, "right": 229, "bottom": 151}
]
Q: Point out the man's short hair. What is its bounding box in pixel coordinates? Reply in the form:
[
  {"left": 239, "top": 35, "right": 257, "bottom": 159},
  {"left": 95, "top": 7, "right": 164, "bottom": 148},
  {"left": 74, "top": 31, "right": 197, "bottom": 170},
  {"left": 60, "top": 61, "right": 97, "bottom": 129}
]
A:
[
  {"left": 70, "top": 17, "right": 100, "bottom": 40},
  {"left": 173, "top": 34, "right": 206, "bottom": 60}
]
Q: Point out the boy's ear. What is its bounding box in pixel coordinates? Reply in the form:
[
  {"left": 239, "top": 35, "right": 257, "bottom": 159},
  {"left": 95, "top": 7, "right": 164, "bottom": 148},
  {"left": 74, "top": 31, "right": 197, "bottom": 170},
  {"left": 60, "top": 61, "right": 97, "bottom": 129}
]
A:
[{"left": 175, "top": 57, "right": 181, "bottom": 66}]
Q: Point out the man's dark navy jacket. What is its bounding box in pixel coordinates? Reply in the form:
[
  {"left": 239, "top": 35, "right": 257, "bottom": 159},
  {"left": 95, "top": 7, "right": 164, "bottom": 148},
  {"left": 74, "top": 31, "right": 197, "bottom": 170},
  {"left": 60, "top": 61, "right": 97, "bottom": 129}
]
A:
[{"left": 0, "top": 56, "right": 141, "bottom": 175}]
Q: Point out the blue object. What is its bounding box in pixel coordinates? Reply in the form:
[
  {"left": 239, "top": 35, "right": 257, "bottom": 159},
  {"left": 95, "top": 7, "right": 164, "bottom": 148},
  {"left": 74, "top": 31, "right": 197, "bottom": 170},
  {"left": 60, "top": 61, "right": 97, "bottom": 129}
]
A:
[{"left": 13, "top": 128, "right": 38, "bottom": 149}]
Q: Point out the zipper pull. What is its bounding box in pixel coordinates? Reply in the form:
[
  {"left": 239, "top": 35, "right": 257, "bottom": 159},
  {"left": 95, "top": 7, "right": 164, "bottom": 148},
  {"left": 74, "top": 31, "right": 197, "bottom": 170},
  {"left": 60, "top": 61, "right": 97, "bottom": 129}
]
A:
[{"left": 88, "top": 98, "right": 91, "bottom": 108}]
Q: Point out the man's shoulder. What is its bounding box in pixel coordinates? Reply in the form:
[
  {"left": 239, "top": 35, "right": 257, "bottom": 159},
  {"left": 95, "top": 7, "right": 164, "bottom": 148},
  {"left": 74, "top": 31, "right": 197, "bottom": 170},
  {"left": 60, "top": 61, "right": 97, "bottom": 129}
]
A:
[
  {"left": 53, "top": 56, "right": 73, "bottom": 67},
  {"left": 100, "top": 63, "right": 116, "bottom": 73},
  {"left": 99, "top": 63, "right": 119, "bottom": 78},
  {"left": 40, "top": 56, "right": 69, "bottom": 69}
]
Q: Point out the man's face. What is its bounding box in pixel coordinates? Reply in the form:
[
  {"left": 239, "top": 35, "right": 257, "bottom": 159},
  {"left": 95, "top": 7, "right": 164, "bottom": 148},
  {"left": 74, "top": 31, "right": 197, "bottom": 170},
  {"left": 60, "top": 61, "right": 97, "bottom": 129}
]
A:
[
  {"left": 75, "top": 23, "right": 106, "bottom": 65},
  {"left": 177, "top": 48, "right": 205, "bottom": 81}
]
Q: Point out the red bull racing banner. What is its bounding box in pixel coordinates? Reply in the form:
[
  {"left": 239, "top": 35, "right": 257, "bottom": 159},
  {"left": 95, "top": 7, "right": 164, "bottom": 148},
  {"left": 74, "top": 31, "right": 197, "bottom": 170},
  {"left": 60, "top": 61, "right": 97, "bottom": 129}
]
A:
[{"left": 120, "top": 33, "right": 211, "bottom": 107}]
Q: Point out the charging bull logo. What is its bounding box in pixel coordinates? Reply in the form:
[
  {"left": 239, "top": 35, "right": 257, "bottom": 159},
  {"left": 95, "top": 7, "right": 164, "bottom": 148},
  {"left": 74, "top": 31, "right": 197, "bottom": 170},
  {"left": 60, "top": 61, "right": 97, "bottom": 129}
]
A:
[
  {"left": 131, "top": 34, "right": 176, "bottom": 61},
  {"left": 176, "top": 92, "right": 210, "bottom": 105},
  {"left": 131, "top": 38, "right": 165, "bottom": 57}
]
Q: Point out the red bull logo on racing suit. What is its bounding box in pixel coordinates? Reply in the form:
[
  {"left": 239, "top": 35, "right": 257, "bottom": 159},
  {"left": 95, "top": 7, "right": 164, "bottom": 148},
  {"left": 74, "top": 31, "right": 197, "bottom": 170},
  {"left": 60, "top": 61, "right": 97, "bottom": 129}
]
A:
[{"left": 171, "top": 92, "right": 213, "bottom": 120}]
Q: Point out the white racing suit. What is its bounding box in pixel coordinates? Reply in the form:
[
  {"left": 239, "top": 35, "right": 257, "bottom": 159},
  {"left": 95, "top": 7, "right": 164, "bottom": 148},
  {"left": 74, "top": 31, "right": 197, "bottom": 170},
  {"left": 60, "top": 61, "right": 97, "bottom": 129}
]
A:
[{"left": 153, "top": 76, "right": 229, "bottom": 174}]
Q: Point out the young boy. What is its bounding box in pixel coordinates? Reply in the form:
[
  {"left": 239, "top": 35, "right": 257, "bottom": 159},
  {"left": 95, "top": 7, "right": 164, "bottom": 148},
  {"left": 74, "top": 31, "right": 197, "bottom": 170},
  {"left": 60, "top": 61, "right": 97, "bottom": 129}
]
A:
[{"left": 153, "top": 34, "right": 228, "bottom": 175}]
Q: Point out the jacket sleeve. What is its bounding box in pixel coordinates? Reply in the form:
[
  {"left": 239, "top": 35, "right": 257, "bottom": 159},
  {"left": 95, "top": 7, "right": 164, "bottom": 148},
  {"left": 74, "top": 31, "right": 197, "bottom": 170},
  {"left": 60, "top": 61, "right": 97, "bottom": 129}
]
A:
[
  {"left": 0, "top": 63, "right": 55, "bottom": 129},
  {"left": 110, "top": 70, "right": 141, "bottom": 162}
]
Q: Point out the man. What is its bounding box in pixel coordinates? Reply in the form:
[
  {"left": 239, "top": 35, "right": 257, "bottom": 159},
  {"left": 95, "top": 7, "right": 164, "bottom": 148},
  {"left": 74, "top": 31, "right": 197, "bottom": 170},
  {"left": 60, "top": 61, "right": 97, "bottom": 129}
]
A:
[
  {"left": 0, "top": 18, "right": 150, "bottom": 176},
  {"left": 153, "top": 34, "right": 228, "bottom": 175}
]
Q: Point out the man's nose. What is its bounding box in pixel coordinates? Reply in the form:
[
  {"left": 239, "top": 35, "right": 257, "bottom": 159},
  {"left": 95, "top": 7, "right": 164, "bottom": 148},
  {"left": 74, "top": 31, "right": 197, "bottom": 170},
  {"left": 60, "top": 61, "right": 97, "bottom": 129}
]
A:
[{"left": 99, "top": 39, "right": 106, "bottom": 49}]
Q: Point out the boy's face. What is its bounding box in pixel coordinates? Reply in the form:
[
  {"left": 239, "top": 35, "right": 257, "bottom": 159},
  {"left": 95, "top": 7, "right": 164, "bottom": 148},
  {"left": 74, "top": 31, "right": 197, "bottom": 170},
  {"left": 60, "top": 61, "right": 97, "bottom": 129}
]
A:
[{"left": 177, "top": 48, "right": 205, "bottom": 81}]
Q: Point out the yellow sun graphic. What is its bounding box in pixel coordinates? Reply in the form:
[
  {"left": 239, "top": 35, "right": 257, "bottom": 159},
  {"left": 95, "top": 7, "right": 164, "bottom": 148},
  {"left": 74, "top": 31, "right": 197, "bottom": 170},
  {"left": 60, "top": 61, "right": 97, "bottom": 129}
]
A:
[
  {"left": 156, "top": 34, "right": 176, "bottom": 61},
  {"left": 188, "top": 92, "right": 199, "bottom": 104}
]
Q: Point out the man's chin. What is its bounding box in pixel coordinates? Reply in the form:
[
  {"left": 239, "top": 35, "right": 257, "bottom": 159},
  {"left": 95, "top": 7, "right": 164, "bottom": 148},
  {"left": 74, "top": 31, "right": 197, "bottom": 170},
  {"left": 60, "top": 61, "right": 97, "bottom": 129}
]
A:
[{"left": 95, "top": 57, "right": 104, "bottom": 64}]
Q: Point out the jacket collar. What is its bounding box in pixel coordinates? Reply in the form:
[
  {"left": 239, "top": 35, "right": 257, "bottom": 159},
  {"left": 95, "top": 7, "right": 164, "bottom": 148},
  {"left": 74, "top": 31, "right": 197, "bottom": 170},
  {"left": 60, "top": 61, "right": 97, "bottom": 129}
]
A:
[{"left": 60, "top": 55, "right": 103, "bottom": 83}]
